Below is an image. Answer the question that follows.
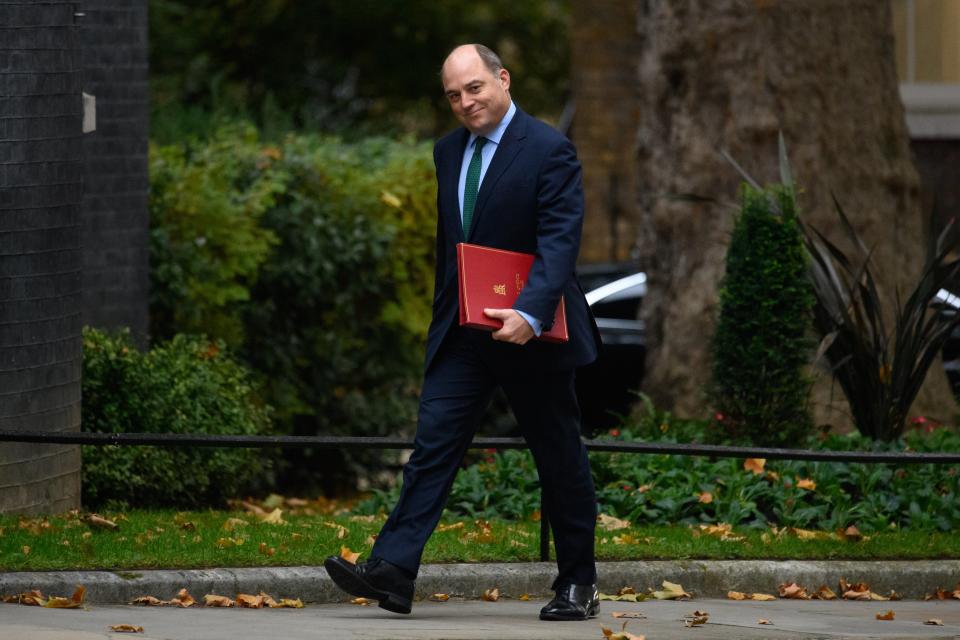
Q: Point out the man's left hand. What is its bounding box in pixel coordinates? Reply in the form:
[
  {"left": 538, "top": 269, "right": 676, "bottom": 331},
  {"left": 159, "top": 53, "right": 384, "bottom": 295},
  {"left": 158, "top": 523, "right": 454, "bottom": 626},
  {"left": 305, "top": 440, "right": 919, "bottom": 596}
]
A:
[{"left": 484, "top": 308, "right": 535, "bottom": 345}]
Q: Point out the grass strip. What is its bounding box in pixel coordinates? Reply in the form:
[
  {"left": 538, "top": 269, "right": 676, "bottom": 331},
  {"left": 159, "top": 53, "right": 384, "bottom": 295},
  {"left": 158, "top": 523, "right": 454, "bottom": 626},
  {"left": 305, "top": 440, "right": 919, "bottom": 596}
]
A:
[{"left": 1, "top": 510, "right": 958, "bottom": 572}]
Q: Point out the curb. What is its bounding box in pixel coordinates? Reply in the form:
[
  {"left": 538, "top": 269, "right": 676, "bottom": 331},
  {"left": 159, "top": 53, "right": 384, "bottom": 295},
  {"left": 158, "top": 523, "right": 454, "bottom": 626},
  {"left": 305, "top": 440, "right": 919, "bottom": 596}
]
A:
[{"left": 2, "top": 560, "right": 959, "bottom": 604}]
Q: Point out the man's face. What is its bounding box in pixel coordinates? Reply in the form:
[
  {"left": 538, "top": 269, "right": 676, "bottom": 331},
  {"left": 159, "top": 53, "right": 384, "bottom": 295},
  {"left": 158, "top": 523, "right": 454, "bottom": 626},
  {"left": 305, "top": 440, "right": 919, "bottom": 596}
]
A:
[{"left": 441, "top": 48, "right": 511, "bottom": 136}]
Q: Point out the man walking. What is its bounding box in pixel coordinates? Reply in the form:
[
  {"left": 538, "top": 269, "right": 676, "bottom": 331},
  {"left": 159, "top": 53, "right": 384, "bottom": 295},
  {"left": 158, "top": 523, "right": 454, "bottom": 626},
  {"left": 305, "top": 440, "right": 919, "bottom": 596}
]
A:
[{"left": 325, "top": 43, "right": 602, "bottom": 621}]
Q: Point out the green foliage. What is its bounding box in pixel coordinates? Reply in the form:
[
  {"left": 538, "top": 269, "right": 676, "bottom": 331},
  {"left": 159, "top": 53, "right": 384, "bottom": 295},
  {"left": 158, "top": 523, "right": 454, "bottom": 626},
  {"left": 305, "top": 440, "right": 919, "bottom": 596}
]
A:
[
  {"left": 149, "top": 0, "right": 571, "bottom": 141},
  {"left": 358, "top": 420, "right": 960, "bottom": 532},
  {"left": 149, "top": 128, "right": 437, "bottom": 489},
  {"left": 709, "top": 185, "right": 814, "bottom": 447},
  {"left": 149, "top": 123, "right": 283, "bottom": 345},
  {"left": 81, "top": 328, "right": 272, "bottom": 510},
  {"left": 801, "top": 200, "right": 960, "bottom": 441}
]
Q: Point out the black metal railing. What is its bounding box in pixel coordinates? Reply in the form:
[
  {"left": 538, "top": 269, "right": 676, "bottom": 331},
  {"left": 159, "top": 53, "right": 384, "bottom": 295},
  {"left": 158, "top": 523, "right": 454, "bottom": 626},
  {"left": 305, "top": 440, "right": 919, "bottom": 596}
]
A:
[{"left": 3, "top": 429, "right": 960, "bottom": 561}]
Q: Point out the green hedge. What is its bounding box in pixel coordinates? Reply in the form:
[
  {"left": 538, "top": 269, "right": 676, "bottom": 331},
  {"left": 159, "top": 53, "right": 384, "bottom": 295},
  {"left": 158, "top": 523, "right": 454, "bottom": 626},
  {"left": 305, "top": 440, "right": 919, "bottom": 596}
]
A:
[
  {"left": 709, "top": 184, "right": 814, "bottom": 447},
  {"left": 81, "top": 328, "right": 272, "bottom": 509}
]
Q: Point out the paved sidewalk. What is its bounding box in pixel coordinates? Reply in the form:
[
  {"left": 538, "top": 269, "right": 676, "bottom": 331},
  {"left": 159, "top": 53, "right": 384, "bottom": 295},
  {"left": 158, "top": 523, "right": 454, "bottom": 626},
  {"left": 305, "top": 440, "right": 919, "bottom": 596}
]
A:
[{"left": 2, "top": 598, "right": 960, "bottom": 640}]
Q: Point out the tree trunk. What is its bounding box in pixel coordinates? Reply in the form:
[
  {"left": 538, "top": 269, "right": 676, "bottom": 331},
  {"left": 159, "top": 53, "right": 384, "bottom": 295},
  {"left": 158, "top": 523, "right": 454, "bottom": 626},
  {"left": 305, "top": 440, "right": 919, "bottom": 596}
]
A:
[{"left": 620, "top": 0, "right": 952, "bottom": 426}]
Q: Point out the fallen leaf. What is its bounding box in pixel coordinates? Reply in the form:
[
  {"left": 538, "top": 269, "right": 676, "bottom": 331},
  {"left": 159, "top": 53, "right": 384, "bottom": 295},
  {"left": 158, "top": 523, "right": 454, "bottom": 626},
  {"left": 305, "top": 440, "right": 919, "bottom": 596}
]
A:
[
  {"left": 130, "top": 596, "right": 165, "bottom": 606},
  {"left": 612, "top": 611, "right": 646, "bottom": 618},
  {"left": 697, "top": 492, "right": 713, "bottom": 504},
  {"left": 43, "top": 585, "right": 86, "bottom": 609},
  {"left": 429, "top": 593, "right": 450, "bottom": 602},
  {"left": 519, "top": 594, "right": 530, "bottom": 601},
  {"left": 617, "top": 587, "right": 636, "bottom": 596},
  {"left": 778, "top": 582, "right": 810, "bottom": 600},
  {"left": 236, "top": 593, "right": 264, "bottom": 608},
  {"left": 16, "top": 590, "right": 45, "bottom": 606},
  {"left": 840, "top": 525, "right": 865, "bottom": 541},
  {"left": 651, "top": 581, "right": 691, "bottom": 600},
  {"left": 481, "top": 588, "right": 500, "bottom": 602},
  {"left": 790, "top": 528, "right": 832, "bottom": 541},
  {"left": 812, "top": 585, "right": 837, "bottom": 600},
  {"left": 275, "top": 598, "right": 304, "bottom": 608},
  {"left": 758, "top": 619, "right": 773, "bottom": 625},
  {"left": 601, "top": 621, "right": 645, "bottom": 640},
  {"left": 21, "top": 546, "right": 30, "bottom": 555},
  {"left": 260, "top": 593, "right": 278, "bottom": 608},
  {"left": 351, "top": 597, "right": 372, "bottom": 606},
  {"left": 796, "top": 478, "right": 816, "bottom": 490},
  {"left": 109, "top": 624, "right": 143, "bottom": 633},
  {"left": 876, "top": 610, "right": 895, "bottom": 621},
  {"left": 696, "top": 523, "right": 745, "bottom": 542},
  {"left": 597, "top": 514, "right": 631, "bottom": 531},
  {"left": 924, "top": 618, "right": 944, "bottom": 626},
  {"left": 259, "top": 542, "right": 276, "bottom": 557},
  {"left": 750, "top": 593, "right": 776, "bottom": 601},
  {"left": 203, "top": 594, "right": 234, "bottom": 607},
  {"left": 170, "top": 588, "right": 195, "bottom": 608},
  {"left": 727, "top": 591, "right": 747, "bottom": 600},
  {"left": 339, "top": 546, "right": 360, "bottom": 564},
  {"left": 684, "top": 612, "right": 709, "bottom": 627},
  {"left": 222, "top": 518, "right": 248, "bottom": 532},
  {"left": 85, "top": 514, "right": 118, "bottom": 530},
  {"left": 259, "top": 508, "right": 285, "bottom": 525},
  {"left": 743, "top": 458, "right": 766, "bottom": 474},
  {"left": 437, "top": 522, "right": 465, "bottom": 533}
]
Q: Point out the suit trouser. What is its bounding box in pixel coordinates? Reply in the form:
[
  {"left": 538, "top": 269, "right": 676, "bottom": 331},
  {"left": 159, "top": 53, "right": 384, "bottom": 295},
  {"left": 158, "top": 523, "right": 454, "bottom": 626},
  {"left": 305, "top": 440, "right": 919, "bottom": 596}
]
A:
[{"left": 371, "top": 326, "right": 598, "bottom": 587}]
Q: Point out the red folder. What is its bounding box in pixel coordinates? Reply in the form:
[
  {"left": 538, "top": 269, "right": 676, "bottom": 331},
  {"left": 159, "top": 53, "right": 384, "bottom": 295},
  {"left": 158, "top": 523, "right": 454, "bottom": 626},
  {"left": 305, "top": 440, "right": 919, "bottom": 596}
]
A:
[{"left": 456, "top": 242, "right": 568, "bottom": 343}]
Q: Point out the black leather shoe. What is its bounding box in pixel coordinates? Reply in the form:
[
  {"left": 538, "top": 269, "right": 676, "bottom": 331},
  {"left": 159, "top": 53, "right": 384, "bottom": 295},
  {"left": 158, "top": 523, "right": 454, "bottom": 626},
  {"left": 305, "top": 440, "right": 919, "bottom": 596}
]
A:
[
  {"left": 539, "top": 583, "right": 600, "bottom": 621},
  {"left": 323, "top": 556, "right": 414, "bottom": 614}
]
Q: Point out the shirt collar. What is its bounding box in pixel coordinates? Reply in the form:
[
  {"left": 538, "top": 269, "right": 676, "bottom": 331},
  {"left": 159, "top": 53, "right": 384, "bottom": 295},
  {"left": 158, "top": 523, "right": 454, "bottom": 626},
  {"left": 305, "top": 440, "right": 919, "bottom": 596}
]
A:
[{"left": 468, "top": 101, "right": 516, "bottom": 149}]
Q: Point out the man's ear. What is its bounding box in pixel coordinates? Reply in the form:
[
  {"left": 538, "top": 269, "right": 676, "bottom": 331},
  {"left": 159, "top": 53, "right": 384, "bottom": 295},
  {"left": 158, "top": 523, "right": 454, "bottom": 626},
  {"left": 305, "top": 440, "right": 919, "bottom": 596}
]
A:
[{"left": 499, "top": 68, "right": 511, "bottom": 91}]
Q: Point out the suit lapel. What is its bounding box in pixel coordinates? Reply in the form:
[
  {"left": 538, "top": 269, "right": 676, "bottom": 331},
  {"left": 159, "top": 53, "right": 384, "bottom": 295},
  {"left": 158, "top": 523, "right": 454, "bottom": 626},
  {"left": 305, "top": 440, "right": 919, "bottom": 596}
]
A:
[
  {"left": 466, "top": 111, "right": 527, "bottom": 242},
  {"left": 441, "top": 129, "right": 470, "bottom": 242}
]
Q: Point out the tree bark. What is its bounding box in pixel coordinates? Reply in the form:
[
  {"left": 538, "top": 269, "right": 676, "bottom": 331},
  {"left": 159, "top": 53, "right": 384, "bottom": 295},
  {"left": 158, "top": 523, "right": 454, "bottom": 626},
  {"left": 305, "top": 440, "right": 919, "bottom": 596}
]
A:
[{"left": 624, "top": 0, "right": 954, "bottom": 426}]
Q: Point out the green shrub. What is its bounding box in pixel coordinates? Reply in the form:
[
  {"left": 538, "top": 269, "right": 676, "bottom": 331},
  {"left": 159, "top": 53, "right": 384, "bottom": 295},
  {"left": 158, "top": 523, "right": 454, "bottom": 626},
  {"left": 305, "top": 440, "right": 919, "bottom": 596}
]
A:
[
  {"left": 149, "top": 123, "right": 284, "bottom": 346},
  {"left": 81, "top": 328, "right": 272, "bottom": 509},
  {"left": 149, "top": 127, "right": 437, "bottom": 491},
  {"left": 708, "top": 185, "right": 814, "bottom": 447},
  {"left": 357, "top": 419, "right": 960, "bottom": 532}
]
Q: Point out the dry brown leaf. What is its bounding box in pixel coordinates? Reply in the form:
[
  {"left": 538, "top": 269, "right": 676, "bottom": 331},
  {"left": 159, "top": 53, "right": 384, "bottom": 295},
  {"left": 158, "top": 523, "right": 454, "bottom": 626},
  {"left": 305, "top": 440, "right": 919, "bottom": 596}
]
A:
[
  {"left": 43, "top": 585, "right": 86, "bottom": 609},
  {"left": 85, "top": 514, "right": 118, "bottom": 530},
  {"left": 696, "top": 523, "right": 745, "bottom": 542},
  {"left": 429, "top": 593, "right": 450, "bottom": 602},
  {"left": 790, "top": 528, "right": 831, "bottom": 541},
  {"left": 519, "top": 593, "right": 530, "bottom": 601},
  {"left": 617, "top": 587, "right": 636, "bottom": 596},
  {"left": 275, "top": 598, "right": 304, "bottom": 608},
  {"left": 259, "top": 508, "right": 285, "bottom": 525},
  {"left": 259, "top": 542, "right": 276, "bottom": 557},
  {"left": 778, "top": 582, "right": 810, "bottom": 600},
  {"left": 16, "top": 590, "right": 45, "bottom": 606},
  {"left": 812, "top": 585, "right": 837, "bottom": 600},
  {"left": 796, "top": 478, "right": 816, "bottom": 491},
  {"left": 236, "top": 593, "right": 264, "bottom": 608},
  {"left": 612, "top": 611, "right": 647, "bottom": 618},
  {"left": 464, "top": 520, "right": 496, "bottom": 543},
  {"left": 924, "top": 618, "right": 944, "bottom": 626},
  {"left": 697, "top": 492, "right": 713, "bottom": 504},
  {"left": 481, "top": 588, "right": 500, "bottom": 602},
  {"left": 109, "top": 624, "right": 144, "bottom": 633},
  {"left": 437, "top": 522, "right": 465, "bottom": 532},
  {"left": 684, "top": 611, "right": 709, "bottom": 627},
  {"left": 339, "top": 546, "right": 360, "bottom": 564},
  {"left": 21, "top": 545, "right": 31, "bottom": 555},
  {"left": 601, "top": 621, "right": 646, "bottom": 640},
  {"left": 758, "top": 619, "right": 773, "bottom": 625},
  {"left": 351, "top": 597, "right": 372, "bottom": 606},
  {"left": 727, "top": 591, "right": 747, "bottom": 600},
  {"left": 750, "top": 593, "right": 776, "bottom": 601},
  {"left": 651, "top": 581, "right": 691, "bottom": 600},
  {"left": 203, "top": 594, "right": 234, "bottom": 607},
  {"left": 222, "top": 518, "right": 248, "bottom": 532},
  {"left": 259, "top": 592, "right": 278, "bottom": 608},
  {"left": 840, "top": 525, "right": 865, "bottom": 541},
  {"left": 130, "top": 596, "right": 165, "bottom": 606},
  {"left": 876, "top": 610, "right": 895, "bottom": 621},
  {"left": 597, "top": 514, "right": 631, "bottom": 531},
  {"left": 170, "top": 588, "right": 195, "bottom": 608},
  {"left": 743, "top": 458, "right": 766, "bottom": 474}
]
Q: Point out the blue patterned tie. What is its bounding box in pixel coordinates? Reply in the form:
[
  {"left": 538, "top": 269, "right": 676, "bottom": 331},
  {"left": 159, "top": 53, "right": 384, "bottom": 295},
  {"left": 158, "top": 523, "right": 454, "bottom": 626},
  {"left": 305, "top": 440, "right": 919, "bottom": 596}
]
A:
[{"left": 462, "top": 137, "right": 487, "bottom": 236}]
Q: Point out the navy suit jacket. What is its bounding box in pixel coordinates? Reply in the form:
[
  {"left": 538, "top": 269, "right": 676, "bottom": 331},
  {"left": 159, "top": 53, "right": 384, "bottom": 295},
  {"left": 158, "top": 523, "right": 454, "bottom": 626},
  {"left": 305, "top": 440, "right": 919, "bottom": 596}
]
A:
[{"left": 425, "top": 107, "right": 601, "bottom": 373}]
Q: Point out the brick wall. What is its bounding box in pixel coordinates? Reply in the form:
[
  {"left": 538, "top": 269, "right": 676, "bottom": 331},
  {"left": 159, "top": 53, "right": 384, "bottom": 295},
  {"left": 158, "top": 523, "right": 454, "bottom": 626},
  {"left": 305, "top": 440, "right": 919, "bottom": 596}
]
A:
[
  {"left": 570, "top": 0, "right": 641, "bottom": 264},
  {"left": 0, "top": 0, "right": 84, "bottom": 514},
  {"left": 80, "top": 0, "right": 149, "bottom": 344}
]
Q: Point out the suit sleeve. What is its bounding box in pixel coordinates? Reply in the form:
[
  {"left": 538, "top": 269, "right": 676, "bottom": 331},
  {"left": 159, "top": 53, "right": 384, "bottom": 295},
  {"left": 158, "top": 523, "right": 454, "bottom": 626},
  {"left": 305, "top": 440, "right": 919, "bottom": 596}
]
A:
[
  {"left": 513, "top": 137, "right": 584, "bottom": 328},
  {"left": 432, "top": 143, "right": 446, "bottom": 307}
]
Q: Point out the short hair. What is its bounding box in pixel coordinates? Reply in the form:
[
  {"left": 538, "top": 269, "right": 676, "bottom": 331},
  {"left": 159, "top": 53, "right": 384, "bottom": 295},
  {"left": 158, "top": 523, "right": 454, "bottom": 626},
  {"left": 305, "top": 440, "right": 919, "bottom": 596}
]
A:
[{"left": 473, "top": 44, "right": 503, "bottom": 75}]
